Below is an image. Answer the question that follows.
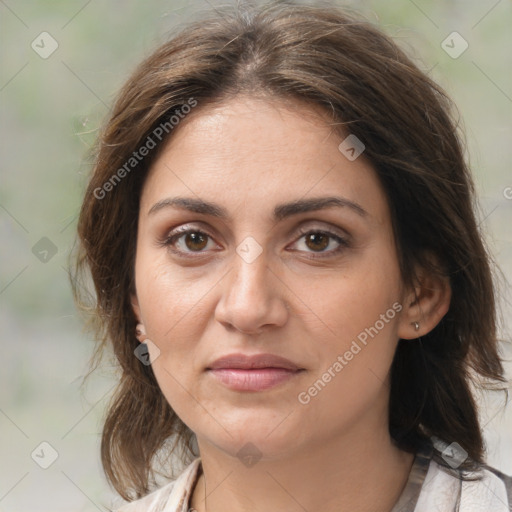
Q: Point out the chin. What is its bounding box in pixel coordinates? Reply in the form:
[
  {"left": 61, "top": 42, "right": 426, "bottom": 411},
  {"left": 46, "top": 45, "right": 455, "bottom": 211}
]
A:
[{"left": 197, "top": 410, "right": 308, "bottom": 461}]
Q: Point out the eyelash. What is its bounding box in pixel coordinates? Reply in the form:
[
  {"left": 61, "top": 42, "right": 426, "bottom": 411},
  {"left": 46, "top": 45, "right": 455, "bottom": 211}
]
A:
[{"left": 159, "top": 226, "right": 349, "bottom": 260}]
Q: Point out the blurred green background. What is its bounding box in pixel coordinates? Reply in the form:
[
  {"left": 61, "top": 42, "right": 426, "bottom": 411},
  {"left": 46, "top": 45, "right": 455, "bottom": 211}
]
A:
[{"left": 1, "top": 1, "right": 511, "bottom": 510}]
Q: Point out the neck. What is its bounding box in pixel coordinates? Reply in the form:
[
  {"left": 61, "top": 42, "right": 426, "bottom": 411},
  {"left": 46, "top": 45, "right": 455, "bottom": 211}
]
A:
[{"left": 190, "top": 418, "right": 414, "bottom": 512}]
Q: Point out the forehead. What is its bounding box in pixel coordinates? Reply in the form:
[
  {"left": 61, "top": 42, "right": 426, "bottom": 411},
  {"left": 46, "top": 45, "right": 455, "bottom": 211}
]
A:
[
  {"left": 155, "top": 95, "right": 335, "bottom": 167},
  {"left": 140, "top": 95, "right": 389, "bottom": 225}
]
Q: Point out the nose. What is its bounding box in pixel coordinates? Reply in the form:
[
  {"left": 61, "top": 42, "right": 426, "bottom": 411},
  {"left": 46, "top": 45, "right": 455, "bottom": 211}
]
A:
[{"left": 214, "top": 250, "right": 289, "bottom": 335}]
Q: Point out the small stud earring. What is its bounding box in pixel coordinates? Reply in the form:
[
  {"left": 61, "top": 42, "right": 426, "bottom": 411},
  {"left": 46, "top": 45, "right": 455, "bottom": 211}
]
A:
[
  {"left": 135, "top": 323, "right": 147, "bottom": 341},
  {"left": 413, "top": 321, "right": 420, "bottom": 331}
]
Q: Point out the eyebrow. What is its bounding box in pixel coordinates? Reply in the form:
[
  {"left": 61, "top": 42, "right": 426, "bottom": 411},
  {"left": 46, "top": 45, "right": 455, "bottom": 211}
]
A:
[{"left": 148, "top": 196, "right": 368, "bottom": 221}]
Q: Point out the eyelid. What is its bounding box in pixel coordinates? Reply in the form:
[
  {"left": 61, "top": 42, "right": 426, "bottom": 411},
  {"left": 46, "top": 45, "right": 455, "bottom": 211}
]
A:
[
  {"left": 159, "top": 222, "right": 351, "bottom": 258},
  {"left": 293, "top": 223, "right": 349, "bottom": 242},
  {"left": 287, "top": 226, "right": 349, "bottom": 257},
  {"left": 157, "top": 225, "right": 219, "bottom": 254}
]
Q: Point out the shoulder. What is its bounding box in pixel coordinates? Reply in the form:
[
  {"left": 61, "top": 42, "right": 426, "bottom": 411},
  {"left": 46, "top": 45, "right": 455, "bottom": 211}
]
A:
[
  {"left": 113, "top": 480, "right": 176, "bottom": 512},
  {"left": 468, "top": 465, "right": 512, "bottom": 511},
  {"left": 112, "top": 458, "right": 202, "bottom": 512},
  {"left": 417, "top": 453, "right": 512, "bottom": 512}
]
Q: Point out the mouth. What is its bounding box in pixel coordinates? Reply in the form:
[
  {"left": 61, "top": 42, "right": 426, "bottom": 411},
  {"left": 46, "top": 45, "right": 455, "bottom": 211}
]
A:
[{"left": 206, "top": 353, "right": 305, "bottom": 392}]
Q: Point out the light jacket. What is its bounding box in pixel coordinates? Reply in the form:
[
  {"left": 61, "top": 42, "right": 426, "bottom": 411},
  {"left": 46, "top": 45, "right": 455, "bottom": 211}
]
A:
[{"left": 113, "top": 438, "right": 512, "bottom": 512}]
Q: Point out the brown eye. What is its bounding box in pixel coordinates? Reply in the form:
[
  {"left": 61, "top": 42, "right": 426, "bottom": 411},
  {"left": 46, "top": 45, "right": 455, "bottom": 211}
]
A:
[
  {"left": 183, "top": 232, "right": 208, "bottom": 251},
  {"left": 162, "top": 228, "right": 216, "bottom": 256},
  {"left": 290, "top": 229, "right": 349, "bottom": 259},
  {"left": 304, "top": 232, "right": 330, "bottom": 252}
]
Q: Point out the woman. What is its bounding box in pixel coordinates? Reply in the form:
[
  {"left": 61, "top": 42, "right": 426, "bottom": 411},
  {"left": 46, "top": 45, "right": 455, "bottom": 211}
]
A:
[{"left": 72, "top": 2, "right": 512, "bottom": 511}]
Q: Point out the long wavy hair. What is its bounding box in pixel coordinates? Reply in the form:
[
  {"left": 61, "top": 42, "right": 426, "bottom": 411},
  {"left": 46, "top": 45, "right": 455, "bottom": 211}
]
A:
[{"left": 71, "top": 0, "right": 508, "bottom": 501}]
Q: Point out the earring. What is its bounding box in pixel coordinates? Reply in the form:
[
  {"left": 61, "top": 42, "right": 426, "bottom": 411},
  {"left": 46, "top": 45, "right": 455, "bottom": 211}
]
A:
[
  {"left": 135, "top": 323, "right": 147, "bottom": 341},
  {"left": 413, "top": 321, "right": 420, "bottom": 331}
]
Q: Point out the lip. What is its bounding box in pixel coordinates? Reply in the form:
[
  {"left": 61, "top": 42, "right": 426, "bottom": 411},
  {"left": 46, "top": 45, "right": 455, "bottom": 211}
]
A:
[
  {"left": 207, "top": 353, "right": 302, "bottom": 371},
  {"left": 206, "top": 353, "right": 305, "bottom": 392}
]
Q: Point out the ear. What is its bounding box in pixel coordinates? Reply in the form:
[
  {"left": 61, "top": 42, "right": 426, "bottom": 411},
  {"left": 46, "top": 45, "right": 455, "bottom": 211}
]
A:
[
  {"left": 131, "top": 293, "right": 147, "bottom": 343},
  {"left": 131, "top": 292, "right": 142, "bottom": 323},
  {"left": 397, "top": 256, "right": 451, "bottom": 340}
]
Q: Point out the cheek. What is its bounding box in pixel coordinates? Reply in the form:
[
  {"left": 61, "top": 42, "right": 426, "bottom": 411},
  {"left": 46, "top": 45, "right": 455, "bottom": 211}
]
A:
[
  {"left": 303, "top": 278, "right": 401, "bottom": 388},
  {"left": 135, "top": 252, "right": 212, "bottom": 341},
  {"left": 293, "top": 292, "right": 402, "bottom": 441},
  {"left": 134, "top": 253, "right": 214, "bottom": 410},
  {"left": 306, "top": 246, "right": 402, "bottom": 352},
  {"left": 295, "top": 247, "right": 402, "bottom": 409}
]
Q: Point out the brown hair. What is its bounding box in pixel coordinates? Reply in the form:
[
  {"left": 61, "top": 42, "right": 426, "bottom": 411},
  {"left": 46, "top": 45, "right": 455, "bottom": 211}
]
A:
[{"left": 71, "top": 0, "right": 508, "bottom": 501}]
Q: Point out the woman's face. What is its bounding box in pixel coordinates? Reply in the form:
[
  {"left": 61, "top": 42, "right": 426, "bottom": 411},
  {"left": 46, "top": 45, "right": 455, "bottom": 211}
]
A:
[{"left": 132, "top": 95, "right": 412, "bottom": 458}]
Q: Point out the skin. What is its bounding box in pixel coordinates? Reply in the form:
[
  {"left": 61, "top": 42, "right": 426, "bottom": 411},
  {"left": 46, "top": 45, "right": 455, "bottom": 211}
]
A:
[{"left": 131, "top": 95, "right": 451, "bottom": 512}]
